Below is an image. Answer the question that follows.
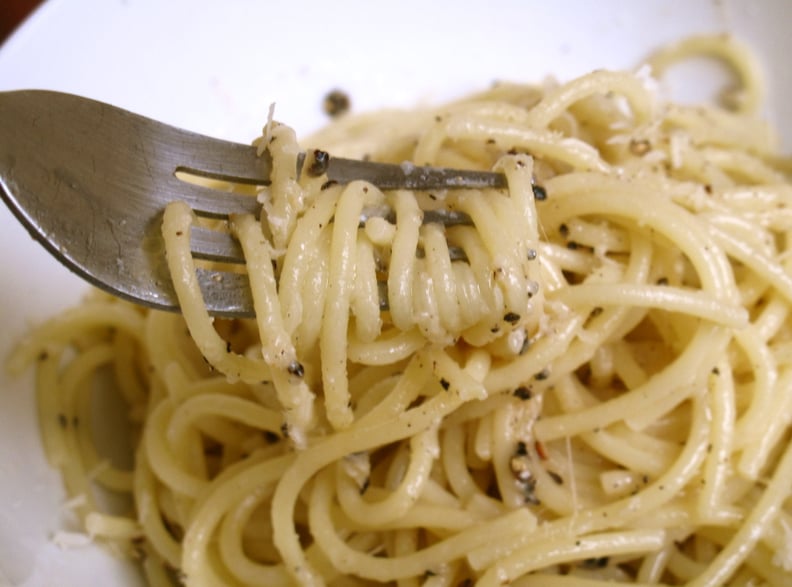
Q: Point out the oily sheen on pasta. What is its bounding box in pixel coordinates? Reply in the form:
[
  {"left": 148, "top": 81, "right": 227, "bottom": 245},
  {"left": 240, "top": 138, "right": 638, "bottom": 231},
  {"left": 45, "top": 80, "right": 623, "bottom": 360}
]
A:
[{"left": 9, "top": 35, "right": 792, "bottom": 585}]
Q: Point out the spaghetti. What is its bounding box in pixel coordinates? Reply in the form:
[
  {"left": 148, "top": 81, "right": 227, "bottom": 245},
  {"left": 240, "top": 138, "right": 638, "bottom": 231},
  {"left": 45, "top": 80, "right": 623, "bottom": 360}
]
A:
[{"left": 8, "top": 34, "right": 792, "bottom": 585}]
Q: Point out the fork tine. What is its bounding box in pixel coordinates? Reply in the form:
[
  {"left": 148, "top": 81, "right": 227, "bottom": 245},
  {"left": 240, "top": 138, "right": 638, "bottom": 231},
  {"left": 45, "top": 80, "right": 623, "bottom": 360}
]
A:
[
  {"left": 166, "top": 130, "right": 272, "bottom": 183},
  {"left": 196, "top": 258, "right": 472, "bottom": 319},
  {"left": 190, "top": 210, "right": 472, "bottom": 315},
  {"left": 191, "top": 226, "right": 245, "bottom": 264},
  {"left": 172, "top": 181, "right": 262, "bottom": 218},
  {"left": 197, "top": 269, "right": 254, "bottom": 318},
  {"left": 187, "top": 206, "right": 475, "bottom": 266}
]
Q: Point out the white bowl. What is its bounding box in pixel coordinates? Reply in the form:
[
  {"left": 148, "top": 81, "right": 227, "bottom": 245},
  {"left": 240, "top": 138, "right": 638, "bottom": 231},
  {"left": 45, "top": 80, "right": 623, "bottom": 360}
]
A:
[{"left": 1, "top": 1, "right": 790, "bottom": 585}]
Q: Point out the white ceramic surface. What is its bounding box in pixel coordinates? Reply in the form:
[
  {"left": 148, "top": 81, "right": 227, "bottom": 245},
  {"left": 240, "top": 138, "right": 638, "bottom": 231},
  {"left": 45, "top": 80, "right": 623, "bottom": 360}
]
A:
[{"left": 1, "top": 1, "right": 790, "bottom": 585}]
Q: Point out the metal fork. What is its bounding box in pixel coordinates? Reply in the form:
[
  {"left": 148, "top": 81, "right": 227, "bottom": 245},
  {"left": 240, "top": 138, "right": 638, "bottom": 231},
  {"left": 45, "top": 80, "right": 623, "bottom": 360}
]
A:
[{"left": 0, "top": 90, "right": 507, "bottom": 318}]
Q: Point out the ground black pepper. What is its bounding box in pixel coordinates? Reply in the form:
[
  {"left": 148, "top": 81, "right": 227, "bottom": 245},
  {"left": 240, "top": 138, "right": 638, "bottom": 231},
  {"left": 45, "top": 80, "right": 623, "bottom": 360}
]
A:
[{"left": 323, "top": 89, "right": 350, "bottom": 117}]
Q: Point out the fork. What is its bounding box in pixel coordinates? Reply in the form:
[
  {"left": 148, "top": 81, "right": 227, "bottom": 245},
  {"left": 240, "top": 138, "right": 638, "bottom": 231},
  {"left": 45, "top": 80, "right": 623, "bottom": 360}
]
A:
[{"left": 0, "top": 90, "right": 508, "bottom": 318}]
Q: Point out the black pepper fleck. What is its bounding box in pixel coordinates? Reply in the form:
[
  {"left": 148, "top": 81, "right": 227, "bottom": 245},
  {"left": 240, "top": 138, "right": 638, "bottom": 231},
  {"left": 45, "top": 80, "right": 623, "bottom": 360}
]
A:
[
  {"left": 513, "top": 386, "right": 532, "bottom": 400},
  {"left": 503, "top": 312, "right": 521, "bottom": 324},
  {"left": 534, "top": 368, "right": 550, "bottom": 381},
  {"left": 307, "top": 150, "right": 330, "bottom": 177},
  {"left": 288, "top": 361, "right": 305, "bottom": 378},
  {"left": 515, "top": 441, "right": 528, "bottom": 456},
  {"left": 323, "top": 89, "right": 350, "bottom": 117}
]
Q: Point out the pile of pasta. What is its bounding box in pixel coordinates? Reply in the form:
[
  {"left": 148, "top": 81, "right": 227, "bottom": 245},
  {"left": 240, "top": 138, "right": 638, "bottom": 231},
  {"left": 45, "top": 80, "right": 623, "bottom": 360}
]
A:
[{"left": 9, "top": 36, "right": 792, "bottom": 586}]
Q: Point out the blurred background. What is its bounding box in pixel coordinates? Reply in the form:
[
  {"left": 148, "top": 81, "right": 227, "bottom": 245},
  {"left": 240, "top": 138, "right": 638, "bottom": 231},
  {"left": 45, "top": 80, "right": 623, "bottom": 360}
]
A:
[{"left": 1, "top": 0, "right": 42, "bottom": 43}]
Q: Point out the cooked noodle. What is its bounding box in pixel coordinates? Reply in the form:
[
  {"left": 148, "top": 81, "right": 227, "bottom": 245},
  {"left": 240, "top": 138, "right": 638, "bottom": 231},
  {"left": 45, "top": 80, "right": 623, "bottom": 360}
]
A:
[{"left": 8, "top": 35, "right": 792, "bottom": 585}]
